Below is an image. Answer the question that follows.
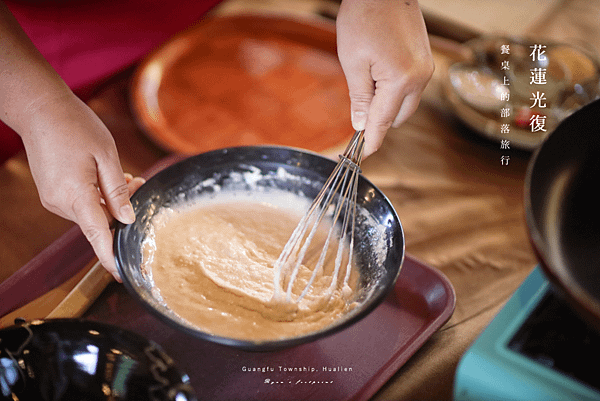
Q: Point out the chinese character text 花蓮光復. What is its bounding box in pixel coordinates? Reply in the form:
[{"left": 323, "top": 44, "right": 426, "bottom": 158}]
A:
[
  {"left": 530, "top": 44, "right": 547, "bottom": 62},
  {"left": 529, "top": 114, "right": 547, "bottom": 132},
  {"left": 530, "top": 91, "right": 547, "bottom": 108},
  {"left": 530, "top": 68, "right": 547, "bottom": 85}
]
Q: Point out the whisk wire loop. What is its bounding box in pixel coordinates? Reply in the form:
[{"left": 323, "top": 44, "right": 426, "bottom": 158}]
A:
[{"left": 272, "top": 130, "right": 365, "bottom": 305}]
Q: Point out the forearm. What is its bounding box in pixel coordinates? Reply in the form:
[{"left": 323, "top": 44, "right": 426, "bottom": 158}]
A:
[
  {"left": 0, "top": 1, "right": 73, "bottom": 138},
  {"left": 0, "top": 1, "right": 143, "bottom": 280}
]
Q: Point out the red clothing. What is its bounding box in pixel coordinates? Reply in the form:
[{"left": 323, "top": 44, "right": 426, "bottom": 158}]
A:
[{"left": 1, "top": 0, "right": 223, "bottom": 164}]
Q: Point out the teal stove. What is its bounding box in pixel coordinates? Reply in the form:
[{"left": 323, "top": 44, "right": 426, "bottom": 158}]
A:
[{"left": 454, "top": 266, "right": 600, "bottom": 401}]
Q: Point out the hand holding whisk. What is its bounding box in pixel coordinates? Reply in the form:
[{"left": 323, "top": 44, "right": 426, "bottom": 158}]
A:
[{"left": 272, "top": 130, "right": 365, "bottom": 307}]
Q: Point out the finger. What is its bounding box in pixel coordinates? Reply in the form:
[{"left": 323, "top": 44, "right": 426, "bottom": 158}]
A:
[
  {"left": 71, "top": 186, "right": 122, "bottom": 282},
  {"left": 97, "top": 176, "right": 145, "bottom": 228},
  {"left": 97, "top": 159, "right": 135, "bottom": 225},
  {"left": 127, "top": 176, "right": 146, "bottom": 195},
  {"left": 362, "top": 81, "right": 406, "bottom": 157},
  {"left": 122, "top": 173, "right": 145, "bottom": 197},
  {"left": 391, "top": 91, "right": 421, "bottom": 128},
  {"left": 341, "top": 61, "right": 375, "bottom": 132},
  {"left": 97, "top": 173, "right": 146, "bottom": 227}
]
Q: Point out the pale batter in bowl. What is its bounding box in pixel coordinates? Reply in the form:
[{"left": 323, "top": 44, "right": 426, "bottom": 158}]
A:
[{"left": 142, "top": 195, "right": 359, "bottom": 341}]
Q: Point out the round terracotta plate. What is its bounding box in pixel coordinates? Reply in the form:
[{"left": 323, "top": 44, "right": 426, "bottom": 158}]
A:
[{"left": 130, "top": 13, "right": 353, "bottom": 155}]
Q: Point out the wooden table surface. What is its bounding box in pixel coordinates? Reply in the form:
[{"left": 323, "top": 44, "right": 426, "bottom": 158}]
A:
[{"left": 1, "top": 0, "right": 598, "bottom": 399}]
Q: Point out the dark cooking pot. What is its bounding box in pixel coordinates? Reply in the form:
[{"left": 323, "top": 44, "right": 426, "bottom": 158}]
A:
[{"left": 525, "top": 98, "right": 600, "bottom": 331}]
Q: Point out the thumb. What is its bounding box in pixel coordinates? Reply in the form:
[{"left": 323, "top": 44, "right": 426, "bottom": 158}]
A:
[
  {"left": 343, "top": 62, "right": 375, "bottom": 133},
  {"left": 97, "top": 159, "right": 135, "bottom": 225},
  {"left": 348, "top": 85, "right": 374, "bottom": 134}
]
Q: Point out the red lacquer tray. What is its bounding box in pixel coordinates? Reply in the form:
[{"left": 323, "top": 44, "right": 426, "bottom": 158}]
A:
[{"left": 86, "top": 255, "right": 454, "bottom": 401}]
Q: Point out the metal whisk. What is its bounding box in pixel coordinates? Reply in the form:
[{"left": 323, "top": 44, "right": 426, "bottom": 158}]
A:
[{"left": 272, "top": 130, "right": 365, "bottom": 305}]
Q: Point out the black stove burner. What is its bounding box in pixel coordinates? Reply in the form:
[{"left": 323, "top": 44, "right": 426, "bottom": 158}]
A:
[{"left": 508, "top": 290, "right": 600, "bottom": 391}]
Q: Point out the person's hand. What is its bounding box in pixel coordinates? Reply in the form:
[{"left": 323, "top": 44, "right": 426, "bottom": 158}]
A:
[
  {"left": 336, "top": 0, "right": 434, "bottom": 157},
  {"left": 20, "top": 92, "right": 145, "bottom": 281},
  {"left": 1, "top": 1, "right": 144, "bottom": 281}
]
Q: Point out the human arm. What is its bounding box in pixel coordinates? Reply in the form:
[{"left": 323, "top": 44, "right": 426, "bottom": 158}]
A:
[
  {"left": 336, "top": 0, "right": 434, "bottom": 157},
  {"left": 0, "top": 1, "right": 143, "bottom": 280}
]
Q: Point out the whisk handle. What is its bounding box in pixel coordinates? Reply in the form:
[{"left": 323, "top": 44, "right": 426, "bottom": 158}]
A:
[{"left": 340, "top": 130, "right": 365, "bottom": 166}]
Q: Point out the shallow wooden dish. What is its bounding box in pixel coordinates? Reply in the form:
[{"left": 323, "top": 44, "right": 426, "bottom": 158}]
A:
[{"left": 130, "top": 13, "right": 353, "bottom": 155}]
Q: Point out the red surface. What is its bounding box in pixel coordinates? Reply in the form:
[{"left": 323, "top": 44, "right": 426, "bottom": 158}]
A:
[
  {"left": 0, "top": 123, "right": 24, "bottom": 164},
  {"left": 0, "top": 225, "right": 95, "bottom": 317},
  {"left": 0, "top": 0, "right": 223, "bottom": 164},
  {"left": 5, "top": 0, "right": 223, "bottom": 97},
  {"left": 83, "top": 255, "right": 454, "bottom": 401}
]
